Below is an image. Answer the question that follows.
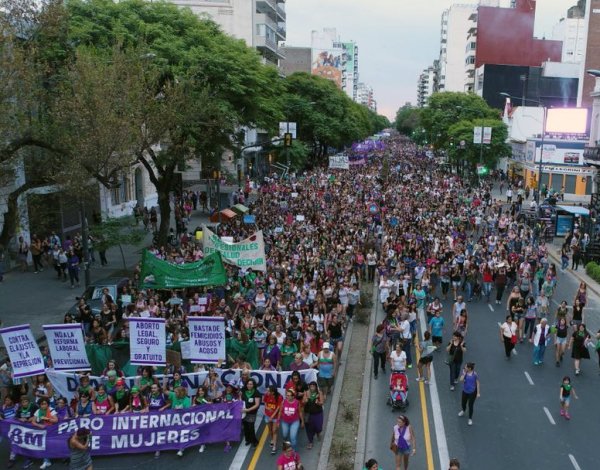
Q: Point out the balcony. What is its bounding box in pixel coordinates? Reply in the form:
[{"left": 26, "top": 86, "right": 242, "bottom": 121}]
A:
[
  {"left": 255, "top": 34, "right": 278, "bottom": 53},
  {"left": 256, "top": 0, "right": 276, "bottom": 12},
  {"left": 276, "top": 3, "right": 286, "bottom": 20},
  {"left": 276, "top": 22, "right": 286, "bottom": 40},
  {"left": 255, "top": 13, "right": 277, "bottom": 32}
]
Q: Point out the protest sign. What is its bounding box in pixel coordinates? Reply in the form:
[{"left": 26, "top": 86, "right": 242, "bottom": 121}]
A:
[
  {"left": 202, "top": 226, "right": 266, "bottom": 272},
  {"left": 328, "top": 155, "right": 350, "bottom": 170},
  {"left": 46, "top": 368, "right": 319, "bottom": 402},
  {"left": 188, "top": 317, "right": 226, "bottom": 364},
  {"left": 128, "top": 318, "right": 166, "bottom": 366},
  {"left": 43, "top": 324, "right": 90, "bottom": 372},
  {"left": 0, "top": 401, "right": 242, "bottom": 459},
  {"left": 0, "top": 324, "right": 45, "bottom": 379}
]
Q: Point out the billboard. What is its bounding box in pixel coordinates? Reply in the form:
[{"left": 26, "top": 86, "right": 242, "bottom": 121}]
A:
[
  {"left": 545, "top": 108, "right": 588, "bottom": 134},
  {"left": 527, "top": 140, "right": 585, "bottom": 165},
  {"left": 312, "top": 46, "right": 345, "bottom": 88}
]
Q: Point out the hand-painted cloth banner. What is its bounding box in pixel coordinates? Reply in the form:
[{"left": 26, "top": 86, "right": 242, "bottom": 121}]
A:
[
  {"left": 188, "top": 317, "right": 226, "bottom": 364},
  {"left": 0, "top": 324, "right": 45, "bottom": 379},
  {"left": 139, "top": 250, "right": 227, "bottom": 289},
  {"left": 43, "top": 324, "right": 90, "bottom": 372},
  {"left": 202, "top": 226, "right": 266, "bottom": 271},
  {"left": 0, "top": 401, "right": 242, "bottom": 459},
  {"left": 46, "top": 368, "right": 319, "bottom": 402},
  {"left": 128, "top": 318, "right": 166, "bottom": 366},
  {"left": 328, "top": 155, "right": 350, "bottom": 170}
]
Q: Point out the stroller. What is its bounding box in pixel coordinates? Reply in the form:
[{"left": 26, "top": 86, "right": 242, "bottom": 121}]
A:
[{"left": 386, "top": 371, "right": 409, "bottom": 411}]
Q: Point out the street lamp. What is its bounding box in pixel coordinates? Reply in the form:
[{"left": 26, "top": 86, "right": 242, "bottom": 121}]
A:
[{"left": 500, "top": 92, "right": 547, "bottom": 202}]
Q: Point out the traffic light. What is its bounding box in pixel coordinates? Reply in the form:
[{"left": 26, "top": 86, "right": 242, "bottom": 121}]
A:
[
  {"left": 476, "top": 164, "right": 489, "bottom": 176},
  {"left": 284, "top": 132, "right": 292, "bottom": 147}
]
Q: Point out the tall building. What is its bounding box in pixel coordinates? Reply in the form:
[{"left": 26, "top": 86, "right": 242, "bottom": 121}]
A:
[
  {"left": 579, "top": 1, "right": 600, "bottom": 108},
  {"left": 438, "top": 3, "right": 477, "bottom": 93},
  {"left": 357, "top": 82, "right": 376, "bottom": 112},
  {"left": 552, "top": 8, "right": 586, "bottom": 64},
  {"left": 310, "top": 28, "right": 359, "bottom": 100},
  {"left": 417, "top": 65, "right": 436, "bottom": 108},
  {"left": 279, "top": 46, "right": 311, "bottom": 75},
  {"left": 466, "top": 0, "right": 563, "bottom": 92},
  {"left": 167, "top": 0, "right": 287, "bottom": 67}
]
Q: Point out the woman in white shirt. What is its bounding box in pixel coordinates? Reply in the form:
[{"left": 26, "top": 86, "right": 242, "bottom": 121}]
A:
[
  {"left": 499, "top": 315, "right": 517, "bottom": 360},
  {"left": 389, "top": 342, "right": 407, "bottom": 372}
]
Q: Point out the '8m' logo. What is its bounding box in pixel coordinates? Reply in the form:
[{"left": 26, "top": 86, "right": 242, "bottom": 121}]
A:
[{"left": 8, "top": 425, "right": 46, "bottom": 450}]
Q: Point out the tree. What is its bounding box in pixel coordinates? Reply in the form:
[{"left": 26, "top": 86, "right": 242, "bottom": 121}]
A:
[
  {"left": 420, "top": 92, "right": 499, "bottom": 150},
  {"left": 395, "top": 105, "right": 421, "bottom": 136},
  {"left": 66, "top": 0, "right": 286, "bottom": 244},
  {"left": 89, "top": 217, "right": 145, "bottom": 273}
]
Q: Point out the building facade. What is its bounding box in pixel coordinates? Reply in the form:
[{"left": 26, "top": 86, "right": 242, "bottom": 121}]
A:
[
  {"left": 437, "top": 3, "right": 477, "bottom": 93},
  {"left": 417, "top": 65, "right": 436, "bottom": 108},
  {"left": 168, "top": 0, "right": 287, "bottom": 66},
  {"left": 279, "top": 46, "right": 311, "bottom": 75},
  {"left": 579, "top": 1, "right": 600, "bottom": 108},
  {"left": 356, "top": 82, "right": 376, "bottom": 112}
]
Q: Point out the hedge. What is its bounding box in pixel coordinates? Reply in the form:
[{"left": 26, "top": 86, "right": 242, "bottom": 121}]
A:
[{"left": 585, "top": 262, "right": 600, "bottom": 283}]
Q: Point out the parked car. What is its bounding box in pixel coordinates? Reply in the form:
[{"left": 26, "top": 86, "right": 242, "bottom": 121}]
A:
[{"left": 68, "top": 277, "right": 130, "bottom": 318}]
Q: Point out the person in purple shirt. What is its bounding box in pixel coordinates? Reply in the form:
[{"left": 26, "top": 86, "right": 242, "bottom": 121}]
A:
[
  {"left": 67, "top": 249, "right": 80, "bottom": 288},
  {"left": 289, "top": 353, "right": 309, "bottom": 372},
  {"left": 265, "top": 336, "right": 281, "bottom": 369}
]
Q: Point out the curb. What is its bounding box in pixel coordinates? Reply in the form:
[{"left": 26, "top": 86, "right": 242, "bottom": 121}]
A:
[
  {"left": 354, "top": 283, "right": 379, "bottom": 470},
  {"left": 316, "top": 315, "right": 355, "bottom": 470}
]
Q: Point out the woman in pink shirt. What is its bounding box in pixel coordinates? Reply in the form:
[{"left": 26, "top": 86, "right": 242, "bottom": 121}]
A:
[{"left": 279, "top": 388, "right": 304, "bottom": 450}]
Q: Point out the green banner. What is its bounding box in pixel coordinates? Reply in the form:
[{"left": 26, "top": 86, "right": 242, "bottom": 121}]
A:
[{"left": 139, "top": 250, "right": 227, "bottom": 289}]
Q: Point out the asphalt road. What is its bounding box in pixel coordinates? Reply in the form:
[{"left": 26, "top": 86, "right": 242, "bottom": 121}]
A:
[{"left": 362, "top": 264, "right": 599, "bottom": 470}]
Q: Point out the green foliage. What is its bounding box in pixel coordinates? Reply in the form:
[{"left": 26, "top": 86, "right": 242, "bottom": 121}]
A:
[
  {"left": 585, "top": 262, "right": 600, "bottom": 284},
  {"left": 395, "top": 104, "right": 421, "bottom": 135},
  {"left": 89, "top": 216, "right": 145, "bottom": 251}
]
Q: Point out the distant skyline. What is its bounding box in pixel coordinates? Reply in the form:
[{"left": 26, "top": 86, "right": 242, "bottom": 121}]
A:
[{"left": 286, "top": 0, "right": 579, "bottom": 120}]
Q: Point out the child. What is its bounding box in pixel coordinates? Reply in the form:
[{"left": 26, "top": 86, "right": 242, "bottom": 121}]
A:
[
  {"left": 391, "top": 377, "right": 407, "bottom": 403},
  {"left": 559, "top": 376, "right": 578, "bottom": 420}
]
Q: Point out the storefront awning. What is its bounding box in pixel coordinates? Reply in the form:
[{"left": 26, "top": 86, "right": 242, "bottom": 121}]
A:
[
  {"left": 232, "top": 204, "right": 250, "bottom": 215},
  {"left": 557, "top": 205, "right": 589, "bottom": 216},
  {"left": 209, "top": 208, "right": 237, "bottom": 223}
]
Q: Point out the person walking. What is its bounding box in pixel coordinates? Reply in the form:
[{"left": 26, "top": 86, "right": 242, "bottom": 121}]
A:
[
  {"left": 303, "top": 381, "right": 324, "bottom": 449},
  {"left": 263, "top": 386, "right": 282, "bottom": 455},
  {"left": 500, "top": 315, "right": 517, "bottom": 360},
  {"left": 69, "top": 428, "right": 93, "bottom": 470},
  {"left": 280, "top": 388, "right": 303, "bottom": 450},
  {"left": 241, "top": 378, "right": 261, "bottom": 447},
  {"left": 531, "top": 318, "right": 550, "bottom": 366},
  {"left": 389, "top": 415, "right": 416, "bottom": 470},
  {"left": 371, "top": 324, "right": 388, "bottom": 380},
  {"left": 568, "top": 323, "right": 591, "bottom": 376},
  {"left": 559, "top": 376, "right": 578, "bottom": 420},
  {"left": 457, "top": 362, "right": 480, "bottom": 426},
  {"left": 276, "top": 441, "right": 303, "bottom": 470},
  {"left": 416, "top": 331, "right": 435, "bottom": 384},
  {"left": 554, "top": 317, "right": 569, "bottom": 367},
  {"left": 446, "top": 332, "right": 466, "bottom": 391}
]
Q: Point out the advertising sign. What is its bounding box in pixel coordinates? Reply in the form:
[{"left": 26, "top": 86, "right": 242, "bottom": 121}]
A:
[
  {"left": 43, "top": 324, "right": 90, "bottom": 372},
  {"left": 483, "top": 126, "right": 492, "bottom": 144},
  {"left": 0, "top": 402, "right": 242, "bottom": 459},
  {"left": 312, "top": 46, "right": 345, "bottom": 88},
  {"left": 202, "top": 226, "right": 266, "bottom": 271},
  {"left": 188, "top": 317, "right": 226, "bottom": 364},
  {"left": 0, "top": 324, "right": 45, "bottom": 379},
  {"left": 128, "top": 317, "right": 166, "bottom": 366},
  {"left": 473, "top": 127, "right": 482, "bottom": 144}
]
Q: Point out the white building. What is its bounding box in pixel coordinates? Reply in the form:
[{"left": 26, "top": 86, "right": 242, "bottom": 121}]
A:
[
  {"left": 356, "top": 82, "right": 376, "bottom": 112},
  {"left": 417, "top": 66, "right": 436, "bottom": 107},
  {"left": 167, "top": 0, "right": 287, "bottom": 67},
  {"left": 438, "top": 3, "right": 477, "bottom": 93},
  {"left": 552, "top": 17, "right": 586, "bottom": 64}
]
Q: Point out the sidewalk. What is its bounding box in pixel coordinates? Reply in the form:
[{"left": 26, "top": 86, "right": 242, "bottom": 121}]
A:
[{"left": 0, "top": 206, "right": 212, "bottom": 343}]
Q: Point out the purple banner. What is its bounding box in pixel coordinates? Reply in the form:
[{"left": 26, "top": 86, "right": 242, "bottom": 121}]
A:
[{"left": 0, "top": 401, "right": 242, "bottom": 459}]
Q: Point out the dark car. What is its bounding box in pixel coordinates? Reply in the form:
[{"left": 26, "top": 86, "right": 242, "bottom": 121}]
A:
[{"left": 68, "top": 277, "right": 130, "bottom": 318}]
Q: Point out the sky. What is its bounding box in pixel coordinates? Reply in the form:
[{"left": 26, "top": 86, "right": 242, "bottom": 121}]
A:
[{"left": 285, "top": 0, "right": 579, "bottom": 120}]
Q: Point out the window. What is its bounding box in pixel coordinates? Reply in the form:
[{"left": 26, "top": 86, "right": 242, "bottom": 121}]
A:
[
  {"left": 466, "top": 56, "right": 475, "bottom": 65},
  {"left": 111, "top": 175, "right": 131, "bottom": 205}
]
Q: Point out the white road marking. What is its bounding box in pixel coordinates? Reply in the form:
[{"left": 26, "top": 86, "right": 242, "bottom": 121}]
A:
[
  {"left": 488, "top": 304, "right": 495, "bottom": 312},
  {"left": 418, "top": 308, "right": 450, "bottom": 470},
  {"left": 524, "top": 371, "right": 534, "bottom": 385},
  {"left": 229, "top": 408, "right": 264, "bottom": 470},
  {"left": 569, "top": 454, "right": 582, "bottom": 470},
  {"left": 543, "top": 406, "right": 556, "bottom": 425}
]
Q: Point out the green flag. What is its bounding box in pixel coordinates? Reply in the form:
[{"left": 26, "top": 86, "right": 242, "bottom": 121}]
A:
[{"left": 139, "top": 250, "right": 227, "bottom": 289}]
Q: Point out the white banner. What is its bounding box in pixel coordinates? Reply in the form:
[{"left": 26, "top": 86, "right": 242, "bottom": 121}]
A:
[
  {"left": 43, "top": 324, "right": 90, "bottom": 372},
  {"left": 483, "top": 126, "right": 492, "bottom": 144},
  {"left": 0, "top": 324, "right": 45, "bottom": 379},
  {"left": 128, "top": 317, "right": 166, "bottom": 366},
  {"left": 473, "top": 126, "right": 482, "bottom": 144},
  {"left": 329, "top": 155, "right": 350, "bottom": 169},
  {"left": 202, "top": 226, "right": 266, "bottom": 271},
  {"left": 188, "top": 317, "right": 226, "bottom": 364},
  {"left": 46, "top": 368, "right": 319, "bottom": 401}
]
